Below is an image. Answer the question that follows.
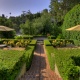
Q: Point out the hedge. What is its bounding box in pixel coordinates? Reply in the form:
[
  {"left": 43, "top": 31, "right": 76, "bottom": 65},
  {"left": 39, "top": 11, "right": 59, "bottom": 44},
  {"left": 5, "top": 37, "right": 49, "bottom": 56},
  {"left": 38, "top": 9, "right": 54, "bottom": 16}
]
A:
[
  {"left": 62, "top": 4, "right": 80, "bottom": 40},
  {"left": 49, "top": 39, "right": 74, "bottom": 47},
  {"left": 0, "top": 50, "right": 25, "bottom": 80},
  {"left": 14, "top": 35, "right": 33, "bottom": 39},
  {"left": 45, "top": 46, "right": 55, "bottom": 70},
  {"left": 0, "top": 40, "right": 36, "bottom": 80},
  {"left": 29, "top": 40, "right": 37, "bottom": 46},
  {"left": 24, "top": 46, "right": 35, "bottom": 70},
  {"left": 44, "top": 40, "right": 55, "bottom": 70},
  {"left": 0, "top": 39, "right": 30, "bottom": 47},
  {"left": 44, "top": 40, "right": 52, "bottom": 46},
  {"left": 54, "top": 49, "right": 80, "bottom": 80}
]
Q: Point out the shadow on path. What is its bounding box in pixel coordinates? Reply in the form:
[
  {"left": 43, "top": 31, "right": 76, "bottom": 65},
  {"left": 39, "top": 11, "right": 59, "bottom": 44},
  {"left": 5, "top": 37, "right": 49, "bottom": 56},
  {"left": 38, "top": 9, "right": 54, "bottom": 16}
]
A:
[{"left": 20, "top": 43, "right": 62, "bottom": 80}]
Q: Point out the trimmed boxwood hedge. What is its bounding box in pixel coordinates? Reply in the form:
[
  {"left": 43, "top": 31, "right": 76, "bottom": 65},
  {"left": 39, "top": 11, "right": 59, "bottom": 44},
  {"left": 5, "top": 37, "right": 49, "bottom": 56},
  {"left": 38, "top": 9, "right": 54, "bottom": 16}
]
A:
[
  {"left": 44, "top": 39, "right": 80, "bottom": 80},
  {"left": 14, "top": 35, "right": 33, "bottom": 39},
  {"left": 24, "top": 46, "right": 35, "bottom": 70},
  {"left": 44, "top": 40, "right": 52, "bottom": 46},
  {"left": 45, "top": 46, "right": 55, "bottom": 70},
  {"left": 54, "top": 49, "right": 80, "bottom": 80},
  {"left": 0, "top": 50, "right": 25, "bottom": 80},
  {"left": 0, "top": 40, "right": 36, "bottom": 80},
  {"left": 29, "top": 40, "right": 37, "bottom": 46},
  {"left": 44, "top": 40, "right": 55, "bottom": 70},
  {"left": 62, "top": 4, "right": 80, "bottom": 41}
]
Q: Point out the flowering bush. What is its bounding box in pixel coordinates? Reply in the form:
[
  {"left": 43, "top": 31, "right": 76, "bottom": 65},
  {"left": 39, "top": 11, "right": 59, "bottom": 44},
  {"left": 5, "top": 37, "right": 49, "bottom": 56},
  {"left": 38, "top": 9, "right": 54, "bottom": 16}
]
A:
[{"left": 52, "top": 39, "right": 74, "bottom": 47}]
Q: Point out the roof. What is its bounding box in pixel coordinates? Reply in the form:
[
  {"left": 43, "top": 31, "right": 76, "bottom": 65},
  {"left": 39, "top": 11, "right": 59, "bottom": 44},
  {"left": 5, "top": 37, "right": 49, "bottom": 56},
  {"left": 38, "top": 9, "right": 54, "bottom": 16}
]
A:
[{"left": 0, "top": 26, "right": 14, "bottom": 31}]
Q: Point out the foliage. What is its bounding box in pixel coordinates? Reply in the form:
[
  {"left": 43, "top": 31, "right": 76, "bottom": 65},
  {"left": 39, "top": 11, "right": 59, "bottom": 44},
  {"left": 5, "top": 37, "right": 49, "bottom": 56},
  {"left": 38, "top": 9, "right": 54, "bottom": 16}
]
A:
[
  {"left": 54, "top": 48, "right": 80, "bottom": 80},
  {"left": 29, "top": 40, "right": 37, "bottom": 46},
  {"left": 74, "top": 40, "right": 80, "bottom": 46},
  {"left": 20, "top": 20, "right": 32, "bottom": 35},
  {"left": 49, "top": 0, "right": 80, "bottom": 23},
  {"left": 44, "top": 40, "right": 52, "bottom": 46},
  {"left": 48, "top": 35, "right": 55, "bottom": 39},
  {"left": 0, "top": 31, "right": 15, "bottom": 39},
  {"left": 0, "top": 50, "right": 25, "bottom": 80},
  {"left": 0, "top": 40, "right": 36, "bottom": 79},
  {"left": 44, "top": 40, "right": 55, "bottom": 70},
  {"left": 20, "top": 12, "right": 53, "bottom": 35},
  {"left": 51, "top": 39, "right": 74, "bottom": 47},
  {"left": 52, "top": 24, "right": 62, "bottom": 38},
  {"left": 24, "top": 46, "right": 35, "bottom": 70},
  {"left": 14, "top": 35, "right": 33, "bottom": 39},
  {"left": 3, "top": 39, "right": 30, "bottom": 47},
  {"left": 62, "top": 4, "right": 80, "bottom": 40}
]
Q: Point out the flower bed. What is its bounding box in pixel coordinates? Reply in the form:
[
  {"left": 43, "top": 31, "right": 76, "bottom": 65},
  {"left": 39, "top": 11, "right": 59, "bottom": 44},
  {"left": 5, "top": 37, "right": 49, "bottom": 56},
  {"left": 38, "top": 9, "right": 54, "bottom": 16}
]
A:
[
  {"left": 49, "top": 39, "right": 74, "bottom": 47},
  {"left": 1, "top": 39, "right": 30, "bottom": 47}
]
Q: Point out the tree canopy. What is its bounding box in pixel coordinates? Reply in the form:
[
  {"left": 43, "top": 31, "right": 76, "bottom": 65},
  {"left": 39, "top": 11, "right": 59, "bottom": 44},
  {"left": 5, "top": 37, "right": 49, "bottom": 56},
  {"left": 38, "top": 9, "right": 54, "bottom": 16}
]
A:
[{"left": 49, "top": 0, "right": 80, "bottom": 24}]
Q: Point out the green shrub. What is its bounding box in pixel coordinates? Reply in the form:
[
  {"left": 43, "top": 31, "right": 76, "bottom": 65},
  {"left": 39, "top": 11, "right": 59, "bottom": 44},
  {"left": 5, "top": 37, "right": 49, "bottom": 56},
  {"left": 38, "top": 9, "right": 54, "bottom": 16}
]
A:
[
  {"left": 44, "top": 40, "right": 51, "bottom": 46},
  {"left": 54, "top": 49, "right": 80, "bottom": 80},
  {"left": 74, "top": 40, "right": 80, "bottom": 46},
  {"left": 24, "top": 46, "right": 35, "bottom": 70},
  {"left": 44, "top": 39, "right": 55, "bottom": 70},
  {"left": 0, "top": 50, "right": 25, "bottom": 80},
  {"left": 45, "top": 46, "right": 55, "bottom": 70},
  {"left": 51, "top": 39, "right": 74, "bottom": 47},
  {"left": 15, "top": 35, "right": 33, "bottom": 39},
  {"left": 2, "top": 39, "right": 30, "bottom": 47},
  {"left": 62, "top": 4, "right": 80, "bottom": 40},
  {"left": 29, "top": 40, "right": 37, "bottom": 46},
  {"left": 48, "top": 35, "right": 55, "bottom": 39},
  {"left": 0, "top": 41, "right": 36, "bottom": 79}
]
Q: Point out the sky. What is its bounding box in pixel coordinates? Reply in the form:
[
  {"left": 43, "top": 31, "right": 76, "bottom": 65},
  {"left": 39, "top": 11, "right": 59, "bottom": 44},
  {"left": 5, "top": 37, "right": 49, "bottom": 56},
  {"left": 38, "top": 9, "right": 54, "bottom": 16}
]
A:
[{"left": 0, "top": 0, "right": 50, "bottom": 17}]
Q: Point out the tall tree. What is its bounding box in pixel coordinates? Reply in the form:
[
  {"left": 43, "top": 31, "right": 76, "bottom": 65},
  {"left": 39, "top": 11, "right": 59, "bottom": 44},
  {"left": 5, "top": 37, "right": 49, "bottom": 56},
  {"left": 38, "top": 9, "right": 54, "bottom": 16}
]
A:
[{"left": 49, "top": 0, "right": 80, "bottom": 24}]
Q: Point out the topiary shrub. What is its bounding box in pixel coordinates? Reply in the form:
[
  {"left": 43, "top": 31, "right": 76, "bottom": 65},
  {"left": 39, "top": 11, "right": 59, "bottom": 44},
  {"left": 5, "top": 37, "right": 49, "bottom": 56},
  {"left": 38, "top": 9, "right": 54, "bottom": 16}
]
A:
[{"left": 62, "top": 4, "right": 80, "bottom": 40}]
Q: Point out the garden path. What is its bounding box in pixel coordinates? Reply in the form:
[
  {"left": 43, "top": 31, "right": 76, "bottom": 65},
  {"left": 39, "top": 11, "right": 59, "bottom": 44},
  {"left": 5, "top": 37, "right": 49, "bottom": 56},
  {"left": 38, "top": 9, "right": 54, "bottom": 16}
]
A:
[{"left": 20, "top": 43, "right": 62, "bottom": 80}]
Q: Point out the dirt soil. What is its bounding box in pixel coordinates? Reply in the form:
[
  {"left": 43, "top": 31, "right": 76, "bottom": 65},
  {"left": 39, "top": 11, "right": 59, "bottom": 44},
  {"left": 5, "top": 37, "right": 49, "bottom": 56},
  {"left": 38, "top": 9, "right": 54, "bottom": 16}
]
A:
[{"left": 3, "top": 47, "right": 25, "bottom": 51}]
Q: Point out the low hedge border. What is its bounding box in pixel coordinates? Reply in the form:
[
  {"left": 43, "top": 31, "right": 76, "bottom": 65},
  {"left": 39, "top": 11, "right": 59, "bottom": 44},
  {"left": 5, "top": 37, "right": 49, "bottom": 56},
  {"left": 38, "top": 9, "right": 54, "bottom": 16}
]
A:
[
  {"left": 0, "top": 50, "right": 25, "bottom": 80},
  {"left": 44, "top": 40, "right": 52, "bottom": 46},
  {"left": 0, "top": 40, "right": 36, "bottom": 80},
  {"left": 29, "top": 40, "right": 37, "bottom": 46},
  {"left": 54, "top": 49, "right": 80, "bottom": 80},
  {"left": 44, "top": 40, "right": 55, "bottom": 70}
]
